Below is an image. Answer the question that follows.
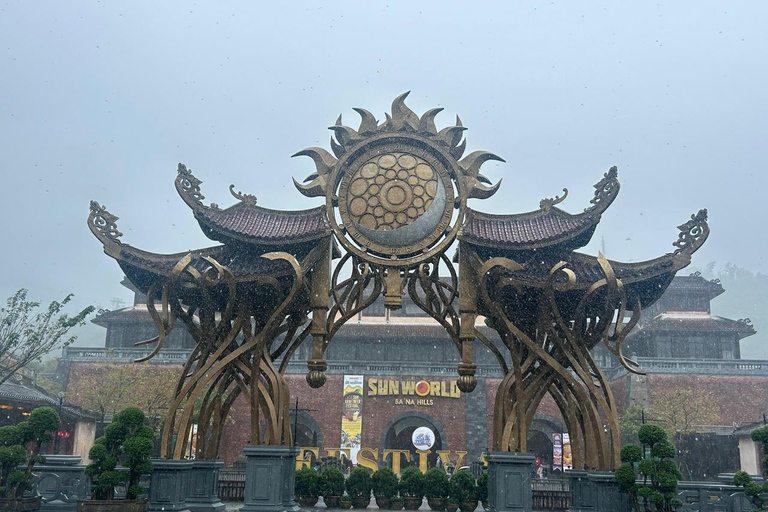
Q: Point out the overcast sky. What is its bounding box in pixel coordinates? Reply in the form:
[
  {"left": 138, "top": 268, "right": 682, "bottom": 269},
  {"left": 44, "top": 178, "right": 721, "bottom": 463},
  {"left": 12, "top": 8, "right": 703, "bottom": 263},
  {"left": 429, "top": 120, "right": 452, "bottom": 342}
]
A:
[{"left": 1, "top": 2, "right": 766, "bottom": 348}]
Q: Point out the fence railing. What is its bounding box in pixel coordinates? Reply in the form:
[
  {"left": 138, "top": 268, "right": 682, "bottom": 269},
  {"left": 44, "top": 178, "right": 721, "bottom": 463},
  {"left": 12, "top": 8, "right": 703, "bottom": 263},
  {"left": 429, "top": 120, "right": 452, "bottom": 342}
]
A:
[{"left": 216, "top": 468, "right": 245, "bottom": 501}]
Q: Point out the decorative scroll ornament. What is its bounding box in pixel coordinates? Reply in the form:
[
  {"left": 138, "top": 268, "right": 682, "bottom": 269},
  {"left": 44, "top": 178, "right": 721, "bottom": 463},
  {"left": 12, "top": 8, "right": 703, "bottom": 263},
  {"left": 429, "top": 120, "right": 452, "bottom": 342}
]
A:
[
  {"left": 738, "top": 318, "right": 753, "bottom": 327},
  {"left": 176, "top": 163, "right": 205, "bottom": 205},
  {"left": 229, "top": 184, "right": 258, "bottom": 206},
  {"left": 585, "top": 166, "right": 619, "bottom": 213},
  {"left": 293, "top": 92, "right": 503, "bottom": 267},
  {"left": 88, "top": 201, "right": 122, "bottom": 243},
  {"left": 539, "top": 188, "right": 568, "bottom": 210},
  {"left": 672, "top": 209, "right": 709, "bottom": 255}
]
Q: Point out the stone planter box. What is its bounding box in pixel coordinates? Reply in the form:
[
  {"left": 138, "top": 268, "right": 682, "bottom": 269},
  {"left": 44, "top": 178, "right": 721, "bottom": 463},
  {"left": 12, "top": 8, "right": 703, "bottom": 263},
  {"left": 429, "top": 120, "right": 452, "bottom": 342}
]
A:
[
  {"left": 0, "top": 497, "right": 43, "bottom": 512},
  {"left": 76, "top": 500, "right": 149, "bottom": 512}
]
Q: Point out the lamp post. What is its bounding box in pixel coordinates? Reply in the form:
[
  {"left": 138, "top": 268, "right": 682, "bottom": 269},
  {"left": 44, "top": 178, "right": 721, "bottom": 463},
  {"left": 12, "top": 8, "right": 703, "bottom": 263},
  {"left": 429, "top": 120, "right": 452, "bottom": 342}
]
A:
[{"left": 54, "top": 392, "right": 64, "bottom": 454}]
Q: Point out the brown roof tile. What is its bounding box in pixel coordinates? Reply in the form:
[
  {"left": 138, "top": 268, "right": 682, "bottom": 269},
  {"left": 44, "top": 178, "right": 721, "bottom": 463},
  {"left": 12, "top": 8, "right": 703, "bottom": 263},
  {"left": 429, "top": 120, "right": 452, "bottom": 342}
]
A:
[
  {"left": 460, "top": 207, "right": 598, "bottom": 251},
  {"left": 196, "top": 203, "right": 330, "bottom": 245}
]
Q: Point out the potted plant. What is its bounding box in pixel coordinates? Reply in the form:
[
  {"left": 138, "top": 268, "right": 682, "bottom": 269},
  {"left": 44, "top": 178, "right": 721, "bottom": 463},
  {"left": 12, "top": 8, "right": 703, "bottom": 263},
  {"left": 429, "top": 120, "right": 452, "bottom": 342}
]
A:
[
  {"left": 424, "top": 468, "right": 449, "bottom": 510},
  {"left": 340, "top": 494, "right": 353, "bottom": 509},
  {"left": 372, "top": 468, "right": 399, "bottom": 509},
  {"left": 445, "top": 497, "right": 459, "bottom": 512},
  {"left": 295, "top": 467, "right": 320, "bottom": 507},
  {"left": 346, "top": 467, "right": 372, "bottom": 508},
  {"left": 80, "top": 407, "right": 154, "bottom": 512},
  {"left": 476, "top": 473, "right": 488, "bottom": 510},
  {"left": 390, "top": 495, "right": 404, "bottom": 510},
  {"left": 320, "top": 467, "right": 345, "bottom": 509},
  {"left": 0, "top": 406, "right": 61, "bottom": 512},
  {"left": 399, "top": 466, "right": 424, "bottom": 510},
  {"left": 449, "top": 471, "right": 477, "bottom": 512}
]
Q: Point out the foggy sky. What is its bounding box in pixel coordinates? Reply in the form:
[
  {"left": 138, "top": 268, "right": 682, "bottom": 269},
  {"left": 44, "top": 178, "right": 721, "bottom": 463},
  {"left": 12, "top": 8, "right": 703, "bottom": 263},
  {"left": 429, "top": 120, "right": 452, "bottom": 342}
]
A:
[{"left": 1, "top": 2, "right": 766, "bottom": 349}]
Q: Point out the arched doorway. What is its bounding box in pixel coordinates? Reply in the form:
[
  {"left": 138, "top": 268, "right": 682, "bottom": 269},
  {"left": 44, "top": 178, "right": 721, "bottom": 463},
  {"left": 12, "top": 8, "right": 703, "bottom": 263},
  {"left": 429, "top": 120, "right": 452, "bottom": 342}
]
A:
[
  {"left": 380, "top": 412, "right": 448, "bottom": 471},
  {"left": 527, "top": 415, "right": 566, "bottom": 475}
]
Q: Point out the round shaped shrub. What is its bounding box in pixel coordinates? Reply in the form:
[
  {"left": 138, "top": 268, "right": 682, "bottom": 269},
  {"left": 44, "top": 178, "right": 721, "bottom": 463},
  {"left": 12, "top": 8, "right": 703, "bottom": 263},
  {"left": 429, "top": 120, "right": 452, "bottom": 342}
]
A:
[
  {"left": 295, "top": 467, "right": 320, "bottom": 497},
  {"left": 371, "top": 467, "right": 399, "bottom": 499},
  {"left": 620, "top": 444, "right": 642, "bottom": 464},
  {"left": 424, "top": 468, "right": 449, "bottom": 499},
  {"left": 651, "top": 440, "right": 675, "bottom": 460},
  {"left": 320, "top": 467, "right": 346, "bottom": 497},
  {"left": 400, "top": 466, "right": 425, "bottom": 498},
  {"left": 346, "top": 467, "right": 372, "bottom": 499},
  {"left": 638, "top": 424, "right": 666, "bottom": 447},
  {"left": 449, "top": 471, "right": 476, "bottom": 502}
]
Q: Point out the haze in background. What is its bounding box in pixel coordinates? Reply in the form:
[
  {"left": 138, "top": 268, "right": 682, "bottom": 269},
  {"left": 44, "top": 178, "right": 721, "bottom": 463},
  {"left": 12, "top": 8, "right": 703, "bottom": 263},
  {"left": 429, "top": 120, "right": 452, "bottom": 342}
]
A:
[{"left": 1, "top": 2, "right": 766, "bottom": 354}]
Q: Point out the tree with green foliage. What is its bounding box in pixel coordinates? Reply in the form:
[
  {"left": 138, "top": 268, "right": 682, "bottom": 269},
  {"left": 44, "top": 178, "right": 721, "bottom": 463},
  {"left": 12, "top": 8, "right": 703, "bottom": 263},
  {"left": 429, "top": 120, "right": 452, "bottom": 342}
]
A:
[
  {"left": 346, "top": 466, "right": 372, "bottom": 500},
  {"left": 399, "top": 466, "right": 425, "bottom": 499},
  {"left": 615, "top": 424, "right": 683, "bottom": 512},
  {"left": 733, "top": 470, "right": 768, "bottom": 511},
  {"left": 0, "top": 289, "right": 94, "bottom": 386},
  {"left": 371, "top": 467, "right": 399, "bottom": 499},
  {"left": 0, "top": 406, "right": 61, "bottom": 499},
  {"left": 423, "top": 467, "right": 450, "bottom": 499},
  {"left": 85, "top": 406, "right": 154, "bottom": 500}
]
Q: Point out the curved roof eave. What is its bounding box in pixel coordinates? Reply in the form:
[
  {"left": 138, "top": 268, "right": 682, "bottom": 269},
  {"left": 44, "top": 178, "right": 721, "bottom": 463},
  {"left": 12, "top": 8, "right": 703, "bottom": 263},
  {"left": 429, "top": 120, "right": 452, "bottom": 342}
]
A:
[
  {"left": 174, "top": 163, "right": 331, "bottom": 247},
  {"left": 459, "top": 166, "right": 620, "bottom": 252}
]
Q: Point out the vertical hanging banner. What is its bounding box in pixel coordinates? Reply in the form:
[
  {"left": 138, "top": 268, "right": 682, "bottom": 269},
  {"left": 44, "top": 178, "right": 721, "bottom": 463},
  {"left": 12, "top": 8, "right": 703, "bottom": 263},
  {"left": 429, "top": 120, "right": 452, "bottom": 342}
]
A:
[
  {"left": 552, "top": 433, "right": 563, "bottom": 472},
  {"left": 341, "top": 375, "right": 364, "bottom": 463},
  {"left": 562, "top": 433, "right": 573, "bottom": 470}
]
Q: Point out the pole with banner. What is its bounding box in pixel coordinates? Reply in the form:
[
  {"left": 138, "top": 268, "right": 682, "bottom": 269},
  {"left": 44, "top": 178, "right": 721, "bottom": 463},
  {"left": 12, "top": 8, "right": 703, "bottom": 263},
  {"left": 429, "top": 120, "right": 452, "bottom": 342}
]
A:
[{"left": 341, "top": 375, "right": 364, "bottom": 463}]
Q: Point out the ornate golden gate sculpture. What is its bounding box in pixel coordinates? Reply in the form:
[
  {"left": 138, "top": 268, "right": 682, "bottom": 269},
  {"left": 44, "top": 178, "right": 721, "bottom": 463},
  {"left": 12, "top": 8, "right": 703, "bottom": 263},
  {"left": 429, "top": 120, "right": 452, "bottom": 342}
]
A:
[{"left": 89, "top": 93, "right": 708, "bottom": 470}]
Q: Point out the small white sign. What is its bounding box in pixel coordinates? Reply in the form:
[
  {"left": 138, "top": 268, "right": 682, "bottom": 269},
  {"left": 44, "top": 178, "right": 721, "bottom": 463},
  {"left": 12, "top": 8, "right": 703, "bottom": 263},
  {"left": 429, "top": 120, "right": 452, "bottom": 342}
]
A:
[{"left": 412, "top": 426, "right": 435, "bottom": 450}]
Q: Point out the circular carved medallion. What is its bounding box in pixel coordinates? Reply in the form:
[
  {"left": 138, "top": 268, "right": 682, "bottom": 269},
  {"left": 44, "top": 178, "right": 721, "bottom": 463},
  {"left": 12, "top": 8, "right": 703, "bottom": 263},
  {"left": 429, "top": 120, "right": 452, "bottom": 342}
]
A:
[{"left": 336, "top": 142, "right": 455, "bottom": 262}]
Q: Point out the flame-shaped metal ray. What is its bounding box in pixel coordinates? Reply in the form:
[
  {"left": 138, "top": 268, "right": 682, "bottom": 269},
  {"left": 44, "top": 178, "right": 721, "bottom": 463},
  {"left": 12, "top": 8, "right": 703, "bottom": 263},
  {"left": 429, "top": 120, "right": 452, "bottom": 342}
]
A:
[
  {"left": 353, "top": 108, "right": 378, "bottom": 134},
  {"left": 330, "top": 136, "right": 344, "bottom": 158},
  {"left": 292, "top": 176, "right": 327, "bottom": 198},
  {"left": 466, "top": 177, "right": 502, "bottom": 199},
  {"left": 329, "top": 124, "right": 359, "bottom": 147},
  {"left": 459, "top": 150, "right": 505, "bottom": 177},
  {"left": 418, "top": 107, "right": 444, "bottom": 135},
  {"left": 450, "top": 138, "right": 467, "bottom": 160},
  {"left": 291, "top": 147, "right": 337, "bottom": 176},
  {"left": 390, "top": 91, "right": 420, "bottom": 130}
]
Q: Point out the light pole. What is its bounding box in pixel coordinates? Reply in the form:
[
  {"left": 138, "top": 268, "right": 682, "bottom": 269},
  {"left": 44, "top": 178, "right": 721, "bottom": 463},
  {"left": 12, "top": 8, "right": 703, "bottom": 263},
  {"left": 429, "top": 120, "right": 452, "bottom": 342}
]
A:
[{"left": 54, "top": 392, "right": 64, "bottom": 454}]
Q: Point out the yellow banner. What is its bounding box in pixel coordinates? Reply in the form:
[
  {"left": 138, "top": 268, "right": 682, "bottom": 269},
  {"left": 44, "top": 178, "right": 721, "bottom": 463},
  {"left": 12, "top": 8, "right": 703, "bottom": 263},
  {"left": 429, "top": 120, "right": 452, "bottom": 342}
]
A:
[{"left": 341, "top": 375, "right": 364, "bottom": 463}]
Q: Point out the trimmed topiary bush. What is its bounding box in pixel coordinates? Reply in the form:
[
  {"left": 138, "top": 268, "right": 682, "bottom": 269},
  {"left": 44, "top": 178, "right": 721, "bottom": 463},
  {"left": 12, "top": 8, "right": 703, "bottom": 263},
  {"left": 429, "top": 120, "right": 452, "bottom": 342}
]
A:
[
  {"left": 320, "top": 467, "right": 346, "bottom": 497},
  {"left": 400, "top": 466, "right": 425, "bottom": 499},
  {"left": 615, "top": 424, "right": 682, "bottom": 512},
  {"left": 372, "top": 467, "right": 400, "bottom": 499},
  {"left": 85, "top": 406, "right": 154, "bottom": 501},
  {"left": 448, "top": 471, "right": 477, "bottom": 503},
  {"left": 424, "top": 468, "right": 450, "bottom": 499},
  {"left": 295, "top": 467, "right": 320, "bottom": 499}
]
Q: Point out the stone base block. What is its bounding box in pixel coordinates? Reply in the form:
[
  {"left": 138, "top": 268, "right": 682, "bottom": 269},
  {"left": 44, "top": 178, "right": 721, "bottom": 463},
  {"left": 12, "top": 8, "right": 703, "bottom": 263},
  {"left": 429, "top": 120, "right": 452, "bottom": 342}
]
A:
[
  {"left": 186, "top": 460, "right": 225, "bottom": 512},
  {"left": 32, "top": 455, "right": 88, "bottom": 512},
  {"left": 149, "top": 459, "right": 193, "bottom": 512},
  {"left": 486, "top": 452, "right": 534, "bottom": 512},
  {"left": 241, "top": 445, "right": 300, "bottom": 512},
  {"left": 568, "top": 470, "right": 630, "bottom": 512}
]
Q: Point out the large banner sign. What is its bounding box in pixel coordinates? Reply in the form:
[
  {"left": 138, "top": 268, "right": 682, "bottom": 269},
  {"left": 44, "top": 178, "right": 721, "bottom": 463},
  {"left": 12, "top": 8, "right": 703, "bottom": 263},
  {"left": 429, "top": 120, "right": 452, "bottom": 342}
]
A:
[
  {"left": 552, "top": 433, "right": 563, "bottom": 471},
  {"left": 341, "top": 375, "right": 364, "bottom": 463},
  {"left": 562, "top": 433, "right": 573, "bottom": 470}
]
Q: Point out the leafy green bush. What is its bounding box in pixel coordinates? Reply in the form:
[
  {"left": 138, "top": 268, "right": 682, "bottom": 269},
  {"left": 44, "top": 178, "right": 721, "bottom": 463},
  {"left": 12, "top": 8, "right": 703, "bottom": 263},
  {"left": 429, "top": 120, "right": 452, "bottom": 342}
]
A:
[
  {"left": 399, "top": 466, "right": 425, "bottom": 498},
  {"left": 295, "top": 467, "right": 320, "bottom": 498},
  {"left": 371, "top": 467, "right": 399, "bottom": 499},
  {"left": 346, "top": 467, "right": 372, "bottom": 499},
  {"left": 85, "top": 406, "right": 154, "bottom": 500},
  {"left": 320, "top": 467, "right": 346, "bottom": 497},
  {"left": 615, "top": 425, "right": 681, "bottom": 512},
  {"left": 423, "top": 468, "right": 449, "bottom": 499},
  {"left": 0, "top": 406, "right": 60, "bottom": 499},
  {"left": 476, "top": 473, "right": 488, "bottom": 503},
  {"left": 732, "top": 470, "right": 768, "bottom": 510},
  {"left": 449, "top": 471, "right": 477, "bottom": 502}
]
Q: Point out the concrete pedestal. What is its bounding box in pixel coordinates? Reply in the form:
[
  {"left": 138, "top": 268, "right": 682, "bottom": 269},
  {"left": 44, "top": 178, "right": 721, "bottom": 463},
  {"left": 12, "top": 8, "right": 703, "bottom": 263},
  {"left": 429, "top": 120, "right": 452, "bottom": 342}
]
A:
[
  {"left": 569, "top": 470, "right": 629, "bottom": 512},
  {"left": 32, "top": 455, "right": 88, "bottom": 512},
  {"left": 186, "top": 460, "right": 225, "bottom": 512},
  {"left": 568, "top": 470, "right": 595, "bottom": 512},
  {"left": 241, "top": 445, "right": 300, "bottom": 512},
  {"left": 486, "top": 452, "right": 534, "bottom": 512},
  {"left": 149, "top": 459, "right": 193, "bottom": 512}
]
